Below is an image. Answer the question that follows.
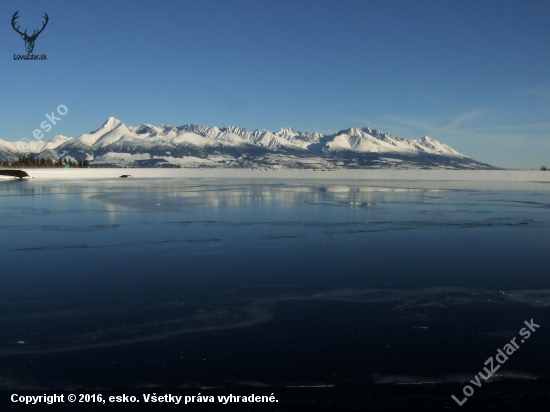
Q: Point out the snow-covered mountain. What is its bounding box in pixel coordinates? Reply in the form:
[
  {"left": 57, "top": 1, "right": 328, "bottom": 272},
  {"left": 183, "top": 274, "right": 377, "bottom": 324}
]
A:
[
  {"left": 0, "top": 117, "right": 495, "bottom": 169},
  {"left": 0, "top": 138, "right": 20, "bottom": 162}
]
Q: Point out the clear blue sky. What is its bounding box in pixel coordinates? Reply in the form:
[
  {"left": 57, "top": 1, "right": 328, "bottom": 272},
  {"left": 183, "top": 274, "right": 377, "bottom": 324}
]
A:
[{"left": 1, "top": 0, "right": 549, "bottom": 168}]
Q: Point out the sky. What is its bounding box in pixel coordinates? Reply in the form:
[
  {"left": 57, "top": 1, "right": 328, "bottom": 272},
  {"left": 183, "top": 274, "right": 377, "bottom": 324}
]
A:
[{"left": 1, "top": 0, "right": 549, "bottom": 169}]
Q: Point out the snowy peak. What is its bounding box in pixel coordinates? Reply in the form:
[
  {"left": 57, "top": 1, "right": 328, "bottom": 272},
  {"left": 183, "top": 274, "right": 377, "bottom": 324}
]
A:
[
  {"left": 44, "top": 135, "right": 73, "bottom": 149},
  {"left": 134, "top": 124, "right": 158, "bottom": 135},
  {"left": 273, "top": 127, "right": 324, "bottom": 147},
  {"left": 77, "top": 117, "right": 126, "bottom": 147},
  {"left": 0, "top": 137, "right": 18, "bottom": 152},
  {"left": 36, "top": 135, "right": 74, "bottom": 153},
  {"left": 275, "top": 127, "right": 297, "bottom": 138},
  {"left": 100, "top": 117, "right": 123, "bottom": 132},
  {"left": 92, "top": 123, "right": 133, "bottom": 149},
  {"left": 0, "top": 135, "right": 72, "bottom": 155},
  {"left": 326, "top": 128, "right": 404, "bottom": 153},
  {"left": 50, "top": 135, "right": 73, "bottom": 145},
  {"left": 323, "top": 128, "right": 466, "bottom": 158},
  {"left": 411, "top": 136, "right": 464, "bottom": 157}
]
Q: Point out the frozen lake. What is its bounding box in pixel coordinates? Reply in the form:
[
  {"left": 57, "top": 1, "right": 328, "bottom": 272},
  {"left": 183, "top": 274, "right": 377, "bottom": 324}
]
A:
[{"left": 1, "top": 177, "right": 549, "bottom": 410}]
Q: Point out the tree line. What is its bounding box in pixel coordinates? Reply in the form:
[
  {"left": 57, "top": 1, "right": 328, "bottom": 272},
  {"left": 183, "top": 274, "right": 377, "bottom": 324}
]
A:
[{"left": 1, "top": 154, "right": 90, "bottom": 168}]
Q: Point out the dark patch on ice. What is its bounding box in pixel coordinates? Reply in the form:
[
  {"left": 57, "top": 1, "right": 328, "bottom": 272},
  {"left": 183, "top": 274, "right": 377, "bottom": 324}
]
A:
[
  {"left": 0, "top": 302, "right": 272, "bottom": 355},
  {"left": 146, "top": 238, "right": 222, "bottom": 245},
  {"left": 371, "top": 371, "right": 539, "bottom": 385},
  {"left": 486, "top": 330, "right": 518, "bottom": 339},
  {"left": 0, "top": 224, "right": 121, "bottom": 232},
  {"left": 262, "top": 235, "right": 302, "bottom": 240},
  {"left": 1, "top": 287, "right": 549, "bottom": 355},
  {"left": 10, "top": 244, "right": 114, "bottom": 251}
]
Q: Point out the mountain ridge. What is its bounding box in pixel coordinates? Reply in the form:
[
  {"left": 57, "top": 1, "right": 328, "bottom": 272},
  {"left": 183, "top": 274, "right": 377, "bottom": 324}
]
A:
[{"left": 0, "top": 117, "right": 496, "bottom": 170}]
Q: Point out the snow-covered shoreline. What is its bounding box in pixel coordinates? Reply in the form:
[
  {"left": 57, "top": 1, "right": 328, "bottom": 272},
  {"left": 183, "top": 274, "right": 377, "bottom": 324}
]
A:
[{"left": 12, "top": 168, "right": 550, "bottom": 182}]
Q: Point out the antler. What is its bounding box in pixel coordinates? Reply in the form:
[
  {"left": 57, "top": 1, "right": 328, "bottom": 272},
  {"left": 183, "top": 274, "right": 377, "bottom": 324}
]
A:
[
  {"left": 31, "top": 13, "right": 49, "bottom": 38},
  {"left": 11, "top": 11, "right": 49, "bottom": 40},
  {"left": 11, "top": 11, "right": 27, "bottom": 37}
]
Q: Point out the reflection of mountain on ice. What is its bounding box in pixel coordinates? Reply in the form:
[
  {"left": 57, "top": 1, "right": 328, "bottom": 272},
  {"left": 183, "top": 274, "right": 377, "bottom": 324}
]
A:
[{"left": 0, "top": 117, "right": 496, "bottom": 169}]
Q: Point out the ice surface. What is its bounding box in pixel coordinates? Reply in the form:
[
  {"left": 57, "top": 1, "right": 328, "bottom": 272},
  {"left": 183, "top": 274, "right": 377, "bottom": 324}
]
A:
[{"left": 18, "top": 168, "right": 550, "bottom": 182}]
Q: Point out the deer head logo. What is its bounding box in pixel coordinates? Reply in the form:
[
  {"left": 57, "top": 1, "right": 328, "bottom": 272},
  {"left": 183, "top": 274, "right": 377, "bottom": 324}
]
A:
[{"left": 11, "top": 11, "right": 49, "bottom": 54}]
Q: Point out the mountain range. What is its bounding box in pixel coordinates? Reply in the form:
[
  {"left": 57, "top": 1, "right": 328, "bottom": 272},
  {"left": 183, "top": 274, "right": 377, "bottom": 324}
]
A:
[{"left": 0, "top": 117, "right": 495, "bottom": 169}]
